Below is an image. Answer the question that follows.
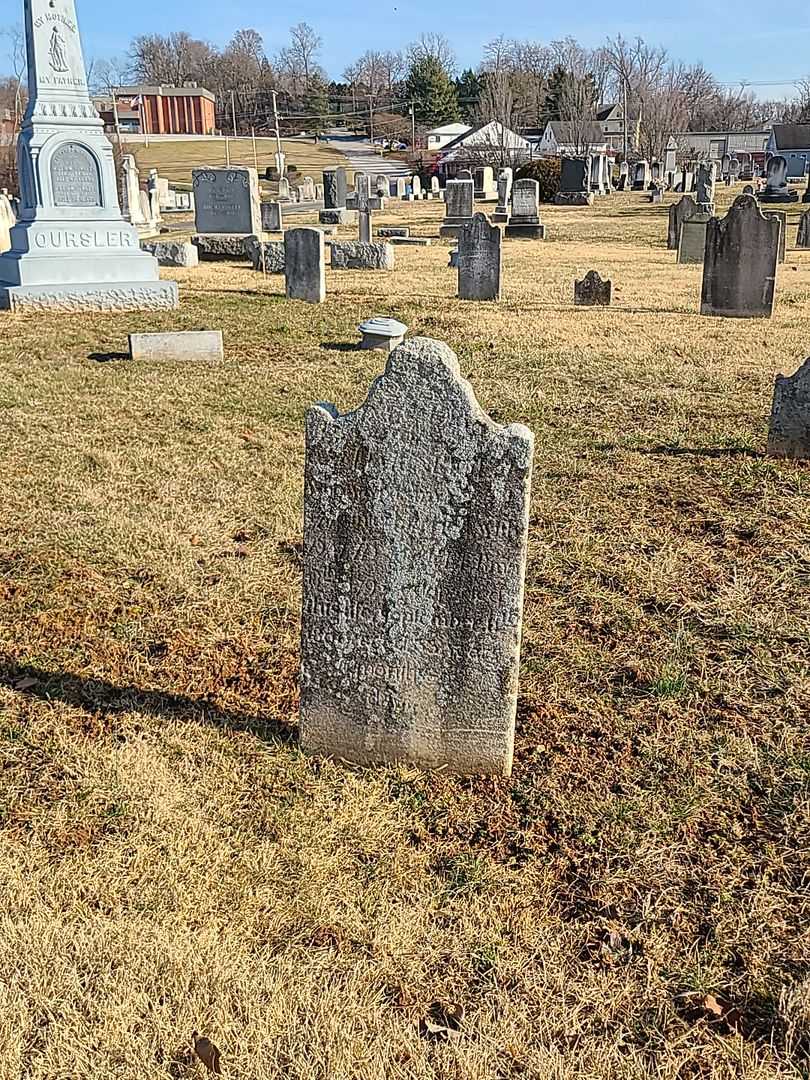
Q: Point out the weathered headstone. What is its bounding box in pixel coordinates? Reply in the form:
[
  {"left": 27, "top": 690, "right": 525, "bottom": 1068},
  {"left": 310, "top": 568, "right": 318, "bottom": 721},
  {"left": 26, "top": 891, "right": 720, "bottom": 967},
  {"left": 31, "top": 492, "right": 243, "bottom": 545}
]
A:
[
  {"left": 797, "top": 208, "right": 810, "bottom": 247},
  {"left": 767, "top": 357, "right": 810, "bottom": 458},
  {"left": 439, "top": 178, "right": 474, "bottom": 237},
  {"left": 664, "top": 138, "right": 677, "bottom": 175},
  {"left": 763, "top": 210, "right": 787, "bottom": 263},
  {"left": 285, "top": 227, "right": 325, "bottom": 303},
  {"left": 355, "top": 173, "right": 371, "bottom": 202},
  {"left": 700, "top": 195, "right": 779, "bottom": 318},
  {"left": 729, "top": 156, "right": 741, "bottom": 180},
  {"left": 330, "top": 241, "right": 394, "bottom": 270},
  {"left": 458, "top": 213, "right": 501, "bottom": 300},
  {"left": 677, "top": 219, "right": 709, "bottom": 264},
  {"left": 505, "top": 178, "right": 545, "bottom": 239},
  {"left": 600, "top": 154, "right": 613, "bottom": 193},
  {"left": 261, "top": 201, "right": 283, "bottom": 232},
  {"left": 431, "top": 176, "right": 441, "bottom": 196},
  {"left": 358, "top": 207, "right": 372, "bottom": 244},
  {"left": 695, "top": 161, "right": 715, "bottom": 211},
  {"left": 323, "top": 167, "right": 347, "bottom": 209},
  {"left": 574, "top": 270, "right": 611, "bottom": 305},
  {"left": 632, "top": 160, "right": 651, "bottom": 190},
  {"left": 590, "top": 154, "right": 605, "bottom": 195},
  {"left": 492, "top": 167, "right": 513, "bottom": 222},
  {"left": 129, "top": 330, "right": 223, "bottom": 363},
  {"left": 667, "top": 194, "right": 701, "bottom": 249},
  {"left": 739, "top": 153, "right": 753, "bottom": 181},
  {"left": 121, "top": 155, "right": 154, "bottom": 237},
  {"left": 555, "top": 157, "right": 593, "bottom": 204},
  {"left": 759, "top": 155, "right": 798, "bottom": 203},
  {"left": 650, "top": 160, "right": 661, "bottom": 184},
  {"left": 0, "top": 0, "right": 176, "bottom": 311},
  {"left": 396, "top": 177, "right": 407, "bottom": 198},
  {"left": 192, "top": 167, "right": 261, "bottom": 235},
  {"left": 412, "top": 175, "right": 422, "bottom": 198},
  {"left": 376, "top": 174, "right": 389, "bottom": 197},
  {"left": 141, "top": 239, "right": 199, "bottom": 267},
  {"left": 0, "top": 193, "right": 15, "bottom": 253},
  {"left": 617, "top": 161, "right": 629, "bottom": 191},
  {"left": 299, "top": 336, "right": 533, "bottom": 775},
  {"left": 474, "top": 166, "right": 497, "bottom": 201}
]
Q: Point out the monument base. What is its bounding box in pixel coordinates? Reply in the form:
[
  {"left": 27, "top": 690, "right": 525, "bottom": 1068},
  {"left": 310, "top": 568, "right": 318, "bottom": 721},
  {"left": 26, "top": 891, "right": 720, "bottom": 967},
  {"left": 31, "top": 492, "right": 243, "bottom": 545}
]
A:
[
  {"left": 504, "top": 223, "right": 546, "bottom": 239},
  {"left": 319, "top": 209, "right": 356, "bottom": 225},
  {"left": 192, "top": 234, "right": 254, "bottom": 260},
  {"left": 439, "top": 220, "right": 470, "bottom": 238},
  {"left": 758, "top": 191, "right": 799, "bottom": 203},
  {"left": 0, "top": 280, "right": 178, "bottom": 312},
  {"left": 492, "top": 210, "right": 509, "bottom": 222},
  {"left": 552, "top": 192, "right": 593, "bottom": 206}
]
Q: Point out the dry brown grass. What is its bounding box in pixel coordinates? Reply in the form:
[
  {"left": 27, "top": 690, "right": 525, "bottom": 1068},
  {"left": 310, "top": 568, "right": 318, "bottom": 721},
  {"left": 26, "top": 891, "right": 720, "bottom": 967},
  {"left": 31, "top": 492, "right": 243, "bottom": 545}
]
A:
[
  {"left": 129, "top": 136, "right": 348, "bottom": 187},
  {"left": 1, "top": 187, "right": 809, "bottom": 1080}
]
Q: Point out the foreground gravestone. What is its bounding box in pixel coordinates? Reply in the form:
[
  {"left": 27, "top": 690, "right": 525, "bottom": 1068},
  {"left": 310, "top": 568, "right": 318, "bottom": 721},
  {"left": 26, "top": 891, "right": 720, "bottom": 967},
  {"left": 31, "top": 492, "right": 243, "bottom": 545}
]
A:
[
  {"left": 458, "top": 213, "right": 501, "bottom": 300},
  {"left": 0, "top": 0, "right": 176, "bottom": 311},
  {"left": 492, "top": 168, "right": 513, "bottom": 223},
  {"left": 505, "top": 179, "right": 545, "bottom": 239},
  {"left": 129, "top": 330, "right": 223, "bottom": 363},
  {"left": 677, "top": 219, "right": 709, "bottom": 263},
  {"left": 192, "top": 167, "right": 261, "bottom": 235},
  {"left": 767, "top": 357, "right": 810, "bottom": 458},
  {"left": 554, "top": 157, "right": 593, "bottom": 205},
  {"left": 701, "top": 195, "right": 779, "bottom": 318},
  {"left": 285, "top": 227, "right": 325, "bottom": 303},
  {"left": 300, "top": 336, "right": 533, "bottom": 775},
  {"left": 574, "top": 270, "right": 611, "bottom": 305},
  {"left": 668, "top": 194, "right": 701, "bottom": 249},
  {"left": 439, "top": 178, "right": 474, "bottom": 237}
]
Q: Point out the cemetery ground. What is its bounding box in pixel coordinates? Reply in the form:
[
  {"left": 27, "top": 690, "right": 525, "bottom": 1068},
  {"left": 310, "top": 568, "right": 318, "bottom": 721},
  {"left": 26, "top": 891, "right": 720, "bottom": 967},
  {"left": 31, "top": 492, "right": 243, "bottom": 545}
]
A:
[
  {"left": 129, "top": 135, "right": 347, "bottom": 186},
  {"left": 1, "top": 188, "right": 809, "bottom": 1080}
]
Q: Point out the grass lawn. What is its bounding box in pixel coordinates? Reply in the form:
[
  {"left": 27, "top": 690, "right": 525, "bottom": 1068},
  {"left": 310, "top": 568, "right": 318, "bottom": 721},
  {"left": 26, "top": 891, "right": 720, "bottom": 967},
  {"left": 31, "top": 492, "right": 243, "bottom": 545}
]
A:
[
  {"left": 128, "top": 135, "right": 349, "bottom": 187},
  {"left": 0, "top": 187, "right": 809, "bottom": 1080}
]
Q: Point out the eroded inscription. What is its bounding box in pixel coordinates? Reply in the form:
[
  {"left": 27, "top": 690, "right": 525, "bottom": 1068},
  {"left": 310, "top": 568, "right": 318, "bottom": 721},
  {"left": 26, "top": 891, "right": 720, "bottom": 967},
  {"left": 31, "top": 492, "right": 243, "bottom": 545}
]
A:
[{"left": 299, "top": 336, "right": 533, "bottom": 775}]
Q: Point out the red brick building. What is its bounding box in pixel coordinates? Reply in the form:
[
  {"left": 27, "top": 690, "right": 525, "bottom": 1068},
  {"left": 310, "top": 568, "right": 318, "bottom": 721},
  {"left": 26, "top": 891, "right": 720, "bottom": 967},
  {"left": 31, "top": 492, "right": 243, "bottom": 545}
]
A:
[{"left": 95, "top": 84, "right": 217, "bottom": 136}]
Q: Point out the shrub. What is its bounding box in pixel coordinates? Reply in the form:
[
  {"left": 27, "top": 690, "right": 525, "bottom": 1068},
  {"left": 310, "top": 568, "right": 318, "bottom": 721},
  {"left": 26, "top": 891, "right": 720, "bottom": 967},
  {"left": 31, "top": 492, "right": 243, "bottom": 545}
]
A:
[{"left": 515, "top": 157, "right": 561, "bottom": 202}]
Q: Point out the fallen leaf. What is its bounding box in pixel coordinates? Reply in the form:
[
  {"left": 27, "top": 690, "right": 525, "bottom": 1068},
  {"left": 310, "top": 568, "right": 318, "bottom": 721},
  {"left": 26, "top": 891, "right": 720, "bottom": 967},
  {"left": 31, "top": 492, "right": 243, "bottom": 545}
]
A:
[
  {"left": 14, "top": 676, "right": 38, "bottom": 691},
  {"left": 703, "top": 994, "right": 724, "bottom": 1018},
  {"left": 192, "top": 1031, "right": 222, "bottom": 1074},
  {"left": 420, "top": 1002, "right": 464, "bottom": 1042}
]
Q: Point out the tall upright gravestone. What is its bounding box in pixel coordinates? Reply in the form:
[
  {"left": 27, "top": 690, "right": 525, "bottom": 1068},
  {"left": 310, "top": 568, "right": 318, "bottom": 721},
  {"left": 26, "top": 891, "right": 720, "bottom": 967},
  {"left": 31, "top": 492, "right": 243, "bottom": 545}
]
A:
[
  {"left": 701, "top": 195, "right": 779, "bottom": 318},
  {"left": 439, "top": 178, "right": 474, "bottom": 237},
  {"left": 300, "top": 337, "right": 534, "bottom": 775},
  {"left": 0, "top": 0, "right": 176, "bottom": 310},
  {"left": 457, "top": 213, "right": 501, "bottom": 300}
]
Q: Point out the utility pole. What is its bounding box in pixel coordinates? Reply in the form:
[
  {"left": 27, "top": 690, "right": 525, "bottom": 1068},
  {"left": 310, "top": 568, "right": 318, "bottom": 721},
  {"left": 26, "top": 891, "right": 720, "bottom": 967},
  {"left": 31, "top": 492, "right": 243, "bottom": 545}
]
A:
[
  {"left": 369, "top": 97, "right": 374, "bottom": 149},
  {"left": 231, "top": 89, "right": 237, "bottom": 137},
  {"left": 410, "top": 101, "right": 415, "bottom": 150},
  {"left": 622, "top": 76, "right": 628, "bottom": 160},
  {"left": 270, "top": 89, "right": 285, "bottom": 179}
]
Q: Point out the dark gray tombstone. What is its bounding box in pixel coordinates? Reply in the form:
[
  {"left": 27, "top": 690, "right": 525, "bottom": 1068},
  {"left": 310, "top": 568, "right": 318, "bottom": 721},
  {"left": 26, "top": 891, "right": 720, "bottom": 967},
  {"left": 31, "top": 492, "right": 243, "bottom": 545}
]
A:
[
  {"left": 261, "top": 201, "right": 282, "bottom": 232},
  {"left": 284, "top": 227, "right": 325, "bottom": 303},
  {"left": 759, "top": 156, "right": 798, "bottom": 203},
  {"left": 574, "top": 270, "right": 611, "bottom": 305},
  {"left": 798, "top": 209, "right": 810, "bottom": 247},
  {"left": 668, "top": 194, "right": 700, "bottom": 250},
  {"left": 192, "top": 167, "right": 262, "bottom": 235},
  {"left": 554, "top": 157, "right": 592, "bottom": 205},
  {"left": 700, "top": 195, "right": 779, "bottom": 318},
  {"left": 677, "top": 219, "right": 709, "bottom": 264},
  {"left": 323, "top": 167, "right": 347, "bottom": 209}
]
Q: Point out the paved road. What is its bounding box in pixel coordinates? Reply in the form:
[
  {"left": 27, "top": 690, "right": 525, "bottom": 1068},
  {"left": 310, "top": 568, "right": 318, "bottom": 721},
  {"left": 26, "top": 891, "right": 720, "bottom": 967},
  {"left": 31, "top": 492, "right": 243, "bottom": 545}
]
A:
[{"left": 322, "top": 131, "right": 410, "bottom": 179}]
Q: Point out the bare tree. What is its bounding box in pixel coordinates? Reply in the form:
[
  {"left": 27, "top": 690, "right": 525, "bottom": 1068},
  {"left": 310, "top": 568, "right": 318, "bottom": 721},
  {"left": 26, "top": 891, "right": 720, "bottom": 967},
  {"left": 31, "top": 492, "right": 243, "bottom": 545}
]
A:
[
  {"left": 275, "top": 22, "right": 323, "bottom": 96},
  {"left": 406, "top": 32, "right": 456, "bottom": 77},
  {"left": 1, "top": 24, "right": 26, "bottom": 125}
]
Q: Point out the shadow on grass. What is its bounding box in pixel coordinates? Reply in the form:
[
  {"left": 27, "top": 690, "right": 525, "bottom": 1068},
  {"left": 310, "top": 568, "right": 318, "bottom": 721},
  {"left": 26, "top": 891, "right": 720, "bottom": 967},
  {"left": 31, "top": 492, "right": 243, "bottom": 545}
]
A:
[
  {"left": 88, "top": 351, "right": 130, "bottom": 363},
  {"left": 320, "top": 341, "right": 359, "bottom": 353},
  {"left": 0, "top": 657, "right": 297, "bottom": 746},
  {"left": 640, "top": 444, "right": 763, "bottom": 459}
]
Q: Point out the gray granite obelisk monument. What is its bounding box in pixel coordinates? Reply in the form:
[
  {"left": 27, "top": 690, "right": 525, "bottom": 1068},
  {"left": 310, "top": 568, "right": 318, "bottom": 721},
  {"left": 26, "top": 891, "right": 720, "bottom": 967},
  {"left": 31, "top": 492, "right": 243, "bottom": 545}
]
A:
[{"left": 0, "top": 0, "right": 177, "bottom": 311}]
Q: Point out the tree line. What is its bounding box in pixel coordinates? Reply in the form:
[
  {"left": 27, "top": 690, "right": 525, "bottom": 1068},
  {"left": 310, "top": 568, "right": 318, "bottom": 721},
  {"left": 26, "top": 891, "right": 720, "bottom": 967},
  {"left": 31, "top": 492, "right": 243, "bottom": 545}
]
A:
[{"left": 3, "top": 21, "right": 810, "bottom": 160}]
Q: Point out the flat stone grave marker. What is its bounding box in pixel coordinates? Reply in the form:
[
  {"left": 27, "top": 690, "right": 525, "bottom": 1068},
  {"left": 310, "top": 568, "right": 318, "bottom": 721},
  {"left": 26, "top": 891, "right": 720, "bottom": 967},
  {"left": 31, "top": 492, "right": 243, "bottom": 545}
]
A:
[
  {"left": 299, "top": 336, "right": 533, "bottom": 775},
  {"left": 129, "top": 330, "right": 223, "bottom": 362},
  {"left": 767, "top": 357, "right": 810, "bottom": 458},
  {"left": 701, "top": 195, "right": 779, "bottom": 318},
  {"left": 458, "top": 213, "right": 501, "bottom": 300}
]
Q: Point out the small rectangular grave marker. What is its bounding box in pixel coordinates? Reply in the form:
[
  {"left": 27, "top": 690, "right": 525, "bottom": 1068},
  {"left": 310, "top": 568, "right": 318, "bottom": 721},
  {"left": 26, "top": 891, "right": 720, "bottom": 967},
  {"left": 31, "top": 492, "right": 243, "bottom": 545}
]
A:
[{"left": 129, "top": 331, "right": 223, "bottom": 363}]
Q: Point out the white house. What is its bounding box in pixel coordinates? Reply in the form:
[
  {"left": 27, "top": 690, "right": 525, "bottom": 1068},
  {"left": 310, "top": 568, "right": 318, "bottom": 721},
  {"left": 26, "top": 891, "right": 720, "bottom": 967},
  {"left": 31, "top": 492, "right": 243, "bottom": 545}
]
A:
[
  {"left": 425, "top": 122, "right": 472, "bottom": 151},
  {"left": 535, "top": 121, "right": 608, "bottom": 157},
  {"left": 436, "top": 121, "right": 531, "bottom": 173}
]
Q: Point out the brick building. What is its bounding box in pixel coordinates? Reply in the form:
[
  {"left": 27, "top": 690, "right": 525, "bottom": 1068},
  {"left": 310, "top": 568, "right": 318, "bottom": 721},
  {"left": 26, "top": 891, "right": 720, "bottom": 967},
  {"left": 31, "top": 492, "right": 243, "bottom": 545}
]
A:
[{"left": 95, "top": 84, "right": 216, "bottom": 136}]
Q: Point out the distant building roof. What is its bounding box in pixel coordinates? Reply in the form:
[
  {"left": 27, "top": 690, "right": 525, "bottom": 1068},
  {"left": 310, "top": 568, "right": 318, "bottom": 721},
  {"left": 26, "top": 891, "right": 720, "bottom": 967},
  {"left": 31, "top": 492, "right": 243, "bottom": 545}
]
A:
[
  {"left": 426, "top": 122, "right": 471, "bottom": 137},
  {"left": 596, "top": 103, "right": 620, "bottom": 121},
  {"left": 438, "top": 120, "right": 531, "bottom": 159},
  {"left": 547, "top": 121, "right": 606, "bottom": 145},
  {"left": 771, "top": 124, "right": 810, "bottom": 150},
  {"left": 114, "top": 83, "right": 216, "bottom": 102}
]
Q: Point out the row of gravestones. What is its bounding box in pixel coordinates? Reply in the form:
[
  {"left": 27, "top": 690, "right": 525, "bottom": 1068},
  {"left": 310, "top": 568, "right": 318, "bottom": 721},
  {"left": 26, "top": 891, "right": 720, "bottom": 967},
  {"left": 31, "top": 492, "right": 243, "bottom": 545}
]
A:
[{"left": 441, "top": 176, "right": 545, "bottom": 239}]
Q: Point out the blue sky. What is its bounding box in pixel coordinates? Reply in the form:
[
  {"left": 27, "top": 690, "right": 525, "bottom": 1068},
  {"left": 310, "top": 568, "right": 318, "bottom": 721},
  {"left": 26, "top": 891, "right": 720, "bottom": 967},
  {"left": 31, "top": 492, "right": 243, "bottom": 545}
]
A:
[{"left": 5, "top": 0, "right": 809, "bottom": 98}]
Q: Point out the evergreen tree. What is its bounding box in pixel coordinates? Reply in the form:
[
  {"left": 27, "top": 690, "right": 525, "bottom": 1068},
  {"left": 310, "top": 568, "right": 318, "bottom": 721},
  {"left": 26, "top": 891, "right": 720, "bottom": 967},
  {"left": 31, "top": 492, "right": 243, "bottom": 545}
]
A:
[
  {"left": 304, "top": 74, "right": 330, "bottom": 134},
  {"left": 406, "top": 56, "right": 460, "bottom": 125},
  {"left": 455, "top": 68, "right": 481, "bottom": 122}
]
